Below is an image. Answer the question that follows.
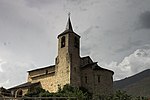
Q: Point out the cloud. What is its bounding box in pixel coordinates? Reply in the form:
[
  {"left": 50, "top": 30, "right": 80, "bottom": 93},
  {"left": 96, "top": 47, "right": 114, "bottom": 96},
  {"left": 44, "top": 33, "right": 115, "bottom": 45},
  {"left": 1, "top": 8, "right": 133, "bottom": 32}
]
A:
[
  {"left": 0, "top": 60, "right": 36, "bottom": 88},
  {"left": 139, "top": 11, "right": 150, "bottom": 29},
  {"left": 0, "top": 80, "right": 9, "bottom": 87},
  {"left": 25, "top": 0, "right": 54, "bottom": 8},
  {"left": 105, "top": 46, "right": 150, "bottom": 81},
  {"left": 115, "top": 40, "right": 143, "bottom": 53},
  {"left": 0, "top": 59, "right": 6, "bottom": 72},
  {"left": 0, "top": 0, "right": 150, "bottom": 88}
]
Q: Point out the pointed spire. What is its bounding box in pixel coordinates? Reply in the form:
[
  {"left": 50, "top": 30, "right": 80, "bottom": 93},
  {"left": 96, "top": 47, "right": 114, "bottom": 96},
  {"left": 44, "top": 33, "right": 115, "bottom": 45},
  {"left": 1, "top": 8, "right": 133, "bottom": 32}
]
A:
[{"left": 66, "top": 12, "right": 73, "bottom": 32}]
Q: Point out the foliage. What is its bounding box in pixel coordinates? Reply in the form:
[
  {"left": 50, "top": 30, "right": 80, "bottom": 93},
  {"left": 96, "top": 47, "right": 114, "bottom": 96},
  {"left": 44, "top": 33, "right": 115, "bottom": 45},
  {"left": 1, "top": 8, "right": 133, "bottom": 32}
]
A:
[
  {"left": 54, "top": 84, "right": 91, "bottom": 100},
  {"left": 24, "top": 86, "right": 148, "bottom": 100},
  {"left": 24, "top": 87, "right": 52, "bottom": 97},
  {"left": 105, "top": 90, "right": 132, "bottom": 100},
  {"left": 102, "top": 90, "right": 148, "bottom": 100},
  {"left": 24, "top": 84, "right": 91, "bottom": 100},
  {"left": 134, "top": 96, "right": 148, "bottom": 100}
]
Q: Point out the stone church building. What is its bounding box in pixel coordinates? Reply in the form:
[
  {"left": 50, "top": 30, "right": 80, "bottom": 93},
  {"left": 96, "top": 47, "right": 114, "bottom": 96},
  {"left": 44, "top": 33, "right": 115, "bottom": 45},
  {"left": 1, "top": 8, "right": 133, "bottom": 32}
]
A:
[{"left": 9, "top": 15, "right": 114, "bottom": 97}]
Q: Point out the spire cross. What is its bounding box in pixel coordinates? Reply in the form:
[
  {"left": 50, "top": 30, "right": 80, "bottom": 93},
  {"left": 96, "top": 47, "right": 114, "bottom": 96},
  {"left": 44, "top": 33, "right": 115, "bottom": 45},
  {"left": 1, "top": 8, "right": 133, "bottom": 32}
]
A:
[{"left": 68, "top": 12, "right": 71, "bottom": 17}]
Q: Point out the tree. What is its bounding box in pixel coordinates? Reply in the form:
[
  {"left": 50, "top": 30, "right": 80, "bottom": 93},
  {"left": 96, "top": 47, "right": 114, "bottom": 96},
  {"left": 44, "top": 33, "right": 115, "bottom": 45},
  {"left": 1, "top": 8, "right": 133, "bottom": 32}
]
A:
[
  {"left": 24, "top": 84, "right": 91, "bottom": 100},
  {"left": 24, "top": 87, "right": 52, "bottom": 97},
  {"left": 105, "top": 90, "right": 148, "bottom": 100},
  {"left": 55, "top": 84, "right": 90, "bottom": 100}
]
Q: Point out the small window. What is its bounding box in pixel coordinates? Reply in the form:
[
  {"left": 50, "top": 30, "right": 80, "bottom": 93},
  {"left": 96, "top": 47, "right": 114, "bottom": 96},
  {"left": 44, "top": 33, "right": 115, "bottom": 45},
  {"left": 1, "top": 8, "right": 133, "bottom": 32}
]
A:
[
  {"left": 74, "top": 37, "right": 79, "bottom": 48},
  {"left": 56, "top": 57, "right": 59, "bottom": 64},
  {"left": 46, "top": 70, "right": 48, "bottom": 74},
  {"left": 98, "top": 75, "right": 101, "bottom": 83},
  {"left": 61, "top": 36, "right": 65, "bottom": 48},
  {"left": 85, "top": 76, "right": 88, "bottom": 83},
  {"left": 74, "top": 67, "right": 76, "bottom": 72}
]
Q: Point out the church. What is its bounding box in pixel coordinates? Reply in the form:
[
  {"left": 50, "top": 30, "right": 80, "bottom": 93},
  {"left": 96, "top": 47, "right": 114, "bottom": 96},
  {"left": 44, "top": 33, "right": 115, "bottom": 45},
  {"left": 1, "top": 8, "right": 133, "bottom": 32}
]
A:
[{"left": 8, "top": 15, "right": 114, "bottom": 98}]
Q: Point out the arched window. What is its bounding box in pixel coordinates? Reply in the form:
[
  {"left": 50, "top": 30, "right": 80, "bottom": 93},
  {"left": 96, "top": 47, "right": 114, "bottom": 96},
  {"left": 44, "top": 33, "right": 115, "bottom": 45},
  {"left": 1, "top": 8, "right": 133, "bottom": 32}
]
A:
[
  {"left": 15, "top": 89, "right": 23, "bottom": 97},
  {"left": 61, "top": 36, "right": 65, "bottom": 48}
]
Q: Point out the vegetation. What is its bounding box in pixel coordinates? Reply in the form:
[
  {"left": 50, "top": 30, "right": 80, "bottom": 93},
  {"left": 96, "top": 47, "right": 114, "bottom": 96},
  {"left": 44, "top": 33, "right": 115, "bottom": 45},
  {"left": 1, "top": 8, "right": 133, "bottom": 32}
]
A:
[
  {"left": 114, "top": 69, "right": 150, "bottom": 97},
  {"left": 24, "top": 85, "right": 148, "bottom": 100},
  {"left": 24, "top": 84, "right": 91, "bottom": 100},
  {"left": 54, "top": 84, "right": 91, "bottom": 99},
  {"left": 24, "top": 87, "right": 52, "bottom": 97},
  {"left": 104, "top": 90, "right": 148, "bottom": 100}
]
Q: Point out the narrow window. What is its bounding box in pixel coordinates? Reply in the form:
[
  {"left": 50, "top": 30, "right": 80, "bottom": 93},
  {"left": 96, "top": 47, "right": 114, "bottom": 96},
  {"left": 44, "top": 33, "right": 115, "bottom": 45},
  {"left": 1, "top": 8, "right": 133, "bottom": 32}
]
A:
[
  {"left": 61, "top": 36, "right": 65, "bottom": 48},
  {"left": 56, "top": 57, "right": 59, "bottom": 64},
  {"left": 74, "top": 37, "right": 79, "bottom": 48},
  {"left": 46, "top": 70, "right": 48, "bottom": 74},
  {"left": 85, "top": 76, "right": 88, "bottom": 83},
  {"left": 98, "top": 75, "right": 101, "bottom": 83},
  {"left": 74, "top": 67, "right": 76, "bottom": 72},
  {"left": 88, "top": 58, "right": 90, "bottom": 63}
]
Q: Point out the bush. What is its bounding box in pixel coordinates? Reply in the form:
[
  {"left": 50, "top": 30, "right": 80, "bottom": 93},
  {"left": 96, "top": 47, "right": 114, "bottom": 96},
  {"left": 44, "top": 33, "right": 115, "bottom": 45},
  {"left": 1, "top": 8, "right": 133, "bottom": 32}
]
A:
[
  {"left": 24, "top": 84, "right": 91, "bottom": 100},
  {"left": 55, "top": 84, "right": 90, "bottom": 100},
  {"left": 24, "top": 86, "right": 148, "bottom": 100},
  {"left": 104, "top": 90, "right": 148, "bottom": 100}
]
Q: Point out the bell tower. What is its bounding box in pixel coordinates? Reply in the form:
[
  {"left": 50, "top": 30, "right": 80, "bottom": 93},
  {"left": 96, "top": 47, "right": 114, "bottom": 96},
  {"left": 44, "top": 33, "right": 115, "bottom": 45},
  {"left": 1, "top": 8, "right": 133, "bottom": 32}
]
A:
[{"left": 55, "top": 13, "right": 81, "bottom": 88}]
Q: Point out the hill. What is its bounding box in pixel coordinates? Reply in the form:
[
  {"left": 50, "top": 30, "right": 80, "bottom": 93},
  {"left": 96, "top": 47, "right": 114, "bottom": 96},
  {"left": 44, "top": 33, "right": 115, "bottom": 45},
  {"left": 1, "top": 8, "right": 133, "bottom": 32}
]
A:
[{"left": 114, "top": 69, "right": 150, "bottom": 97}]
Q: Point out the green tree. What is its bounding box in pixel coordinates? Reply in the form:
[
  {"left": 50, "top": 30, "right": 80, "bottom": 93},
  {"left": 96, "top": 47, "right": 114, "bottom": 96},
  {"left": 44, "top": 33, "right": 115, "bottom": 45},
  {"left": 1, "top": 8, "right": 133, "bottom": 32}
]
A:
[
  {"left": 105, "top": 90, "right": 148, "bottom": 100},
  {"left": 24, "top": 87, "right": 52, "bottom": 97},
  {"left": 103, "top": 90, "right": 131, "bottom": 100},
  {"left": 24, "top": 84, "right": 91, "bottom": 100},
  {"left": 55, "top": 84, "right": 90, "bottom": 100},
  {"left": 134, "top": 96, "right": 148, "bottom": 100}
]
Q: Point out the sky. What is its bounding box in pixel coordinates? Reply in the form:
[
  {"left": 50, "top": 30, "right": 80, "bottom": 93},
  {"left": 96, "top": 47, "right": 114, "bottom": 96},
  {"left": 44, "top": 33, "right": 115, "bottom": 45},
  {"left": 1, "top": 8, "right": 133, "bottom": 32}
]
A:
[{"left": 0, "top": 0, "right": 150, "bottom": 88}]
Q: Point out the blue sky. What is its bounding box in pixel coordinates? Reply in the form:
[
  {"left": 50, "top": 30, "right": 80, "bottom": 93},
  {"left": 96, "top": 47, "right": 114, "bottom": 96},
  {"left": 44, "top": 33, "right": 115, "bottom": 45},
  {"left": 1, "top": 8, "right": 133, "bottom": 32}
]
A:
[{"left": 0, "top": 0, "right": 150, "bottom": 88}]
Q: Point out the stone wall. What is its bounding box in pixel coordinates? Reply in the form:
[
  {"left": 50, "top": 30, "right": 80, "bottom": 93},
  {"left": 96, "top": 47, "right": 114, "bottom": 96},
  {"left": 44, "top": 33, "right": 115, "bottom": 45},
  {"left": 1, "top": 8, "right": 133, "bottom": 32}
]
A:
[
  {"left": 26, "top": 30, "right": 114, "bottom": 97},
  {"left": 55, "top": 34, "right": 71, "bottom": 88},
  {"left": 81, "top": 67, "right": 94, "bottom": 93},
  {"left": 28, "top": 66, "right": 55, "bottom": 82},
  {"left": 68, "top": 33, "right": 81, "bottom": 87},
  {"left": 80, "top": 56, "right": 93, "bottom": 67},
  {"left": 92, "top": 70, "right": 113, "bottom": 96},
  {"left": 81, "top": 66, "right": 113, "bottom": 97},
  {"left": 30, "top": 73, "right": 57, "bottom": 92},
  {"left": 56, "top": 32, "right": 81, "bottom": 88},
  {"left": 28, "top": 66, "right": 57, "bottom": 92}
]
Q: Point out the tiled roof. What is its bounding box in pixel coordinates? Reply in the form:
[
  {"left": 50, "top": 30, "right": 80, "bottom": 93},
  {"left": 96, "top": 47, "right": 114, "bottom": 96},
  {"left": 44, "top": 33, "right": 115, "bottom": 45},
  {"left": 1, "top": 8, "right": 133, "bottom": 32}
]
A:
[
  {"left": 28, "top": 65, "right": 55, "bottom": 72},
  {"left": 0, "top": 87, "right": 11, "bottom": 96},
  {"left": 57, "top": 15, "right": 80, "bottom": 38},
  {"left": 57, "top": 30, "right": 80, "bottom": 38},
  {"left": 81, "top": 56, "right": 90, "bottom": 60},
  {"left": 8, "top": 82, "right": 40, "bottom": 90},
  {"left": 0, "top": 87, "right": 10, "bottom": 93},
  {"left": 66, "top": 15, "right": 73, "bottom": 32},
  {"left": 81, "top": 62, "right": 114, "bottom": 74},
  {"left": 81, "top": 62, "right": 97, "bottom": 68}
]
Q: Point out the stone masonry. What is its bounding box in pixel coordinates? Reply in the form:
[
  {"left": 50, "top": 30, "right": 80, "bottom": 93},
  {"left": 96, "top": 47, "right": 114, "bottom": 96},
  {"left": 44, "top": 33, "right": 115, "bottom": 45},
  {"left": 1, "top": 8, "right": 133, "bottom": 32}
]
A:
[{"left": 9, "top": 15, "right": 114, "bottom": 98}]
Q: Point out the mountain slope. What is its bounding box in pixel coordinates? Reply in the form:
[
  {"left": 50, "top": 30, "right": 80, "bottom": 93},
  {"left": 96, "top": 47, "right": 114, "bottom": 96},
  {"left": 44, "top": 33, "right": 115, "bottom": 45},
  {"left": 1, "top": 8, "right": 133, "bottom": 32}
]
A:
[{"left": 114, "top": 69, "right": 150, "bottom": 97}]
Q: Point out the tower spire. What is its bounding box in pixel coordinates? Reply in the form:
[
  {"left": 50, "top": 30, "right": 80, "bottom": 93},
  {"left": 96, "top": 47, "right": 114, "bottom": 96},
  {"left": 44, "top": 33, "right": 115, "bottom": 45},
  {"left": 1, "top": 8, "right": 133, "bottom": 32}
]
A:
[{"left": 66, "top": 12, "right": 73, "bottom": 32}]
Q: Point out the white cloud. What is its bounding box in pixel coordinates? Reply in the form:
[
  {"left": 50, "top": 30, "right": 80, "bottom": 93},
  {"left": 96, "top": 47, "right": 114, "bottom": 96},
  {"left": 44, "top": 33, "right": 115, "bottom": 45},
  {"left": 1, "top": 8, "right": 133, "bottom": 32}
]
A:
[
  {"left": 105, "top": 45, "right": 150, "bottom": 81},
  {"left": 0, "top": 59, "right": 6, "bottom": 72},
  {"left": 0, "top": 58, "right": 36, "bottom": 88},
  {"left": 0, "top": 80, "right": 9, "bottom": 87}
]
